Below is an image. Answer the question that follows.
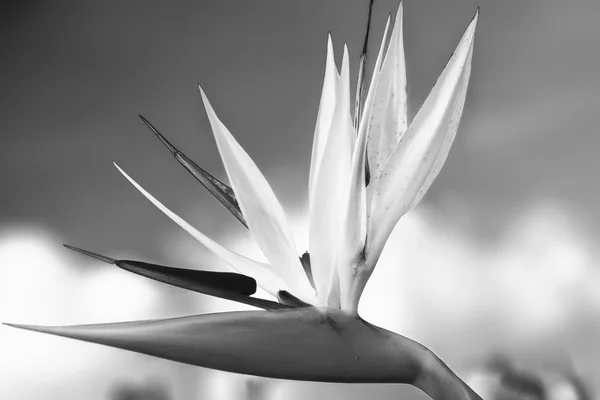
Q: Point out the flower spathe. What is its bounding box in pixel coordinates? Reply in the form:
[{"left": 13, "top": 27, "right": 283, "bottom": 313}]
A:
[
  {"left": 116, "top": 2, "right": 477, "bottom": 312},
  {"left": 5, "top": 3, "right": 482, "bottom": 398}
]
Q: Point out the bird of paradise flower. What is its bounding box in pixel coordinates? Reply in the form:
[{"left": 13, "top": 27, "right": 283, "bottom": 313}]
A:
[{"left": 5, "top": 2, "right": 481, "bottom": 399}]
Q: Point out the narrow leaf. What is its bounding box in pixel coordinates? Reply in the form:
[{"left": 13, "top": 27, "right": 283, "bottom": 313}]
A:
[
  {"left": 139, "top": 115, "right": 247, "bottom": 228},
  {"left": 198, "top": 86, "right": 316, "bottom": 304},
  {"left": 114, "top": 162, "right": 286, "bottom": 297},
  {"left": 63, "top": 244, "right": 287, "bottom": 310}
]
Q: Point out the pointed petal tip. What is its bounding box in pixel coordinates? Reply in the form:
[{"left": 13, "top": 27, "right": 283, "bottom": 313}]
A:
[
  {"left": 450, "top": 7, "right": 479, "bottom": 57},
  {"left": 113, "top": 161, "right": 125, "bottom": 176},
  {"left": 197, "top": 83, "right": 207, "bottom": 98},
  {"left": 197, "top": 83, "right": 208, "bottom": 100},
  {"left": 198, "top": 85, "right": 213, "bottom": 111},
  {"left": 326, "top": 33, "right": 334, "bottom": 54},
  {"left": 392, "top": 0, "right": 403, "bottom": 24},
  {"left": 472, "top": 8, "right": 480, "bottom": 29},
  {"left": 114, "top": 162, "right": 137, "bottom": 188},
  {"left": 139, "top": 115, "right": 178, "bottom": 155},
  {"left": 341, "top": 43, "right": 350, "bottom": 73},
  {"left": 468, "top": 7, "right": 480, "bottom": 32},
  {"left": 63, "top": 244, "right": 116, "bottom": 264},
  {"left": 2, "top": 322, "right": 78, "bottom": 339},
  {"left": 2, "top": 322, "right": 45, "bottom": 334}
]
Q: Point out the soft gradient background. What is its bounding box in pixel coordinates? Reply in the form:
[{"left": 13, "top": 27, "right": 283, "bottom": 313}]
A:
[{"left": 1, "top": 0, "right": 599, "bottom": 399}]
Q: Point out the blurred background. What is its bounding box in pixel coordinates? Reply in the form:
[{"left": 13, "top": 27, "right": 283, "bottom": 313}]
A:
[{"left": 1, "top": 0, "right": 599, "bottom": 399}]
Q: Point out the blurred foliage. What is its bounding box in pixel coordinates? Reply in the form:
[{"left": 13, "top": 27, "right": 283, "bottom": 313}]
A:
[
  {"left": 108, "top": 381, "right": 172, "bottom": 400},
  {"left": 470, "top": 354, "right": 594, "bottom": 400},
  {"left": 245, "top": 378, "right": 275, "bottom": 400}
]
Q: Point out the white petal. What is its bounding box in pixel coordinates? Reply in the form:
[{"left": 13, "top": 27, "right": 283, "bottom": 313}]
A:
[
  {"left": 368, "top": 11, "right": 478, "bottom": 260},
  {"left": 333, "top": 20, "right": 392, "bottom": 311},
  {"left": 198, "top": 87, "right": 316, "bottom": 304},
  {"left": 366, "top": 3, "right": 408, "bottom": 188},
  {"left": 340, "top": 45, "right": 356, "bottom": 149},
  {"left": 309, "top": 35, "right": 339, "bottom": 207},
  {"left": 309, "top": 45, "right": 355, "bottom": 307},
  {"left": 337, "top": 95, "right": 369, "bottom": 311},
  {"left": 358, "top": 15, "right": 391, "bottom": 150},
  {"left": 113, "top": 163, "right": 285, "bottom": 297}
]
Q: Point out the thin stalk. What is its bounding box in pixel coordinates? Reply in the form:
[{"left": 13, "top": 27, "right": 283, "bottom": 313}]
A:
[
  {"left": 354, "top": 0, "right": 375, "bottom": 130},
  {"left": 354, "top": 0, "right": 375, "bottom": 186}
]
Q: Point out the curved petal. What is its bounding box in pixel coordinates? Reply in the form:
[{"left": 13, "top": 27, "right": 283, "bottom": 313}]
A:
[
  {"left": 309, "top": 35, "right": 339, "bottom": 207},
  {"left": 337, "top": 97, "right": 369, "bottom": 311},
  {"left": 309, "top": 45, "right": 354, "bottom": 307},
  {"left": 114, "top": 163, "right": 285, "bottom": 297},
  {"left": 359, "top": 16, "right": 391, "bottom": 134},
  {"left": 368, "top": 11, "right": 478, "bottom": 261},
  {"left": 366, "top": 3, "right": 407, "bottom": 187},
  {"left": 198, "top": 87, "right": 316, "bottom": 304}
]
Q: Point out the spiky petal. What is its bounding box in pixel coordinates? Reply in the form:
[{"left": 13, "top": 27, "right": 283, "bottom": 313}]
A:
[
  {"left": 367, "top": 10, "right": 478, "bottom": 264},
  {"left": 366, "top": 3, "right": 408, "bottom": 186},
  {"left": 309, "top": 45, "right": 355, "bottom": 307},
  {"left": 334, "top": 16, "right": 390, "bottom": 312},
  {"left": 198, "top": 87, "right": 316, "bottom": 304},
  {"left": 309, "top": 35, "right": 339, "bottom": 207},
  {"left": 114, "top": 163, "right": 286, "bottom": 297},
  {"left": 337, "top": 101, "right": 369, "bottom": 311}
]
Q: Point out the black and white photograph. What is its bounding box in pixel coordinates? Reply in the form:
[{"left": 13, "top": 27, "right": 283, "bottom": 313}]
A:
[{"left": 1, "top": 1, "right": 598, "bottom": 399}]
